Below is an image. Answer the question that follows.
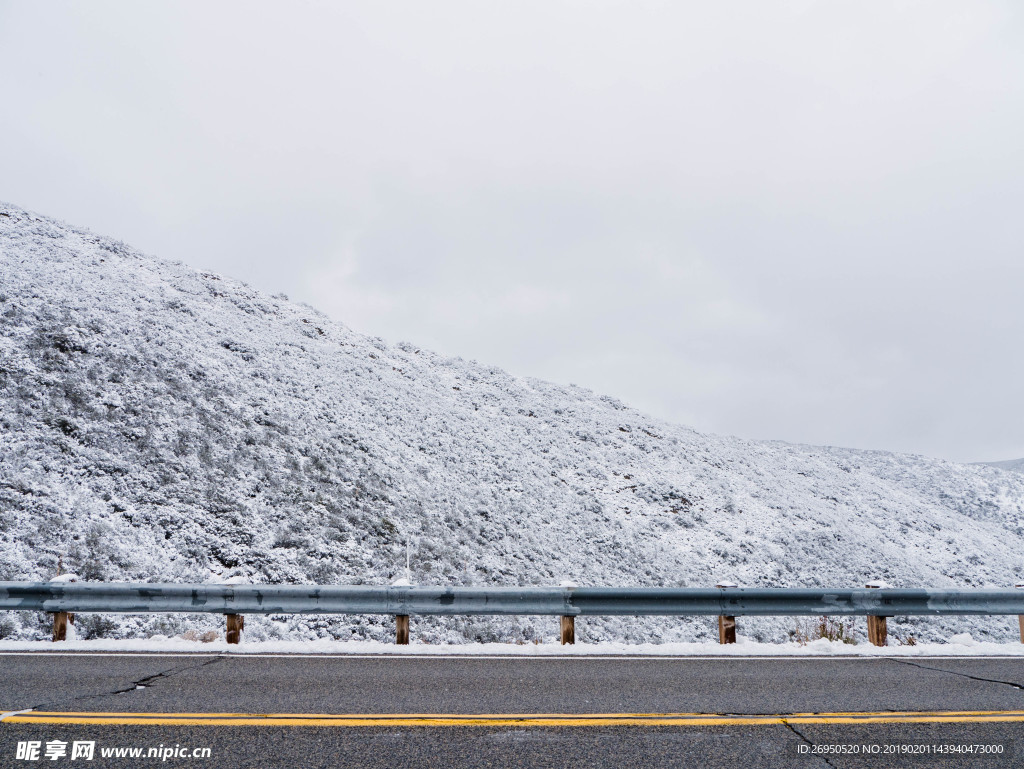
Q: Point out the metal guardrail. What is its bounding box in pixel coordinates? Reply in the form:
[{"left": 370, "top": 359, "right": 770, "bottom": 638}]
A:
[{"left": 3, "top": 582, "right": 1024, "bottom": 617}]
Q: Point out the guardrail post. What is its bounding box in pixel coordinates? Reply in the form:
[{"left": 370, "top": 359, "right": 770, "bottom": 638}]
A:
[
  {"left": 49, "top": 571, "right": 77, "bottom": 642},
  {"left": 865, "top": 581, "right": 888, "bottom": 647},
  {"left": 560, "top": 615, "right": 575, "bottom": 645},
  {"left": 396, "top": 614, "right": 410, "bottom": 645},
  {"left": 716, "top": 581, "right": 737, "bottom": 644},
  {"left": 225, "top": 614, "right": 244, "bottom": 644},
  {"left": 1015, "top": 583, "right": 1024, "bottom": 643},
  {"left": 559, "top": 580, "right": 577, "bottom": 645},
  {"left": 51, "top": 611, "right": 73, "bottom": 642},
  {"left": 718, "top": 615, "right": 736, "bottom": 644}
]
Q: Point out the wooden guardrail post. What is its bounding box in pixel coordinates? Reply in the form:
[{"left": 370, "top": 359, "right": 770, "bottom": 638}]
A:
[
  {"left": 865, "top": 581, "right": 888, "bottom": 647},
  {"left": 225, "top": 614, "right": 244, "bottom": 644},
  {"left": 50, "top": 570, "right": 77, "bottom": 642},
  {"left": 52, "top": 611, "right": 73, "bottom": 642},
  {"left": 718, "top": 614, "right": 736, "bottom": 644},
  {"left": 560, "top": 615, "right": 575, "bottom": 645},
  {"left": 391, "top": 577, "right": 412, "bottom": 644},
  {"left": 559, "top": 581, "right": 576, "bottom": 645},
  {"left": 395, "top": 615, "right": 410, "bottom": 645},
  {"left": 716, "top": 581, "right": 737, "bottom": 644}
]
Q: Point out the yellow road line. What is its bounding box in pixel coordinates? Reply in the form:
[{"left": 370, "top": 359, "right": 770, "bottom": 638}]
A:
[
  {"left": 5, "top": 710, "right": 1024, "bottom": 727},
  {"left": 14, "top": 709, "right": 1024, "bottom": 719}
]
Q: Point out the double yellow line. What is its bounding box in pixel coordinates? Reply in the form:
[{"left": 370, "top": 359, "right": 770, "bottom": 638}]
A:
[{"left": 4, "top": 710, "right": 1024, "bottom": 727}]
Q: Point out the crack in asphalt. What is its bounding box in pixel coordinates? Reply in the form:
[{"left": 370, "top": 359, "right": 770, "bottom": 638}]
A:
[
  {"left": 108, "top": 655, "right": 225, "bottom": 696},
  {"left": 19, "top": 655, "right": 226, "bottom": 713},
  {"left": 780, "top": 720, "right": 837, "bottom": 769},
  {"left": 889, "top": 659, "right": 1024, "bottom": 692}
]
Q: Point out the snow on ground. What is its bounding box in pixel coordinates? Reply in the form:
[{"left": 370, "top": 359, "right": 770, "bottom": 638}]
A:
[
  {"left": 3, "top": 201, "right": 1024, "bottom": 646},
  {"left": 2, "top": 635, "right": 1023, "bottom": 657}
]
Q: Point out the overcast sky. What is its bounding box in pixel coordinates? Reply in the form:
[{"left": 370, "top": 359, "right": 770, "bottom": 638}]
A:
[{"left": 1, "top": 1, "right": 1022, "bottom": 463}]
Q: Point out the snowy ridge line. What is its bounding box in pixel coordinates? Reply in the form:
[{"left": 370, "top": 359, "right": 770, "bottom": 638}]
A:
[{"left": 6, "top": 582, "right": 1024, "bottom": 616}]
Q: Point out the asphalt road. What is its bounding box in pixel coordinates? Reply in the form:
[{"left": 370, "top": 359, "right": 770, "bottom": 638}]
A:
[{"left": 2, "top": 653, "right": 1023, "bottom": 768}]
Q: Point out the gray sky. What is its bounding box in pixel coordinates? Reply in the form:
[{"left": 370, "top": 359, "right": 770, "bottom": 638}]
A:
[{"left": 2, "top": 1, "right": 1022, "bottom": 463}]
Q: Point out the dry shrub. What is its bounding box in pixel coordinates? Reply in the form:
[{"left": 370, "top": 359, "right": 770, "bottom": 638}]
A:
[
  {"left": 792, "top": 616, "right": 857, "bottom": 645},
  {"left": 180, "top": 629, "right": 220, "bottom": 643}
]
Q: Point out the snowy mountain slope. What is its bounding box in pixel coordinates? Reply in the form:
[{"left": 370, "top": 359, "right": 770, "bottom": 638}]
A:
[{"left": 2, "top": 202, "right": 1024, "bottom": 645}]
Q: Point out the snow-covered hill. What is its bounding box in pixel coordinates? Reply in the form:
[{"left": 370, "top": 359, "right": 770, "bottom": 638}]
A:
[{"left": 2, "top": 202, "right": 1023, "bottom": 645}]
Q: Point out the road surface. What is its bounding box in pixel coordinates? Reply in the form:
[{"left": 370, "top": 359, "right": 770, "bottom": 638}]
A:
[{"left": 2, "top": 653, "right": 1022, "bottom": 767}]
